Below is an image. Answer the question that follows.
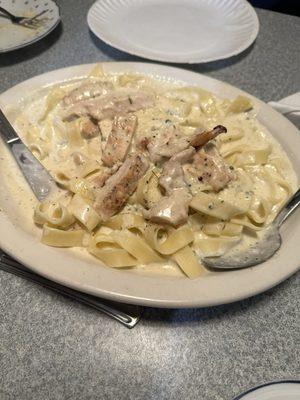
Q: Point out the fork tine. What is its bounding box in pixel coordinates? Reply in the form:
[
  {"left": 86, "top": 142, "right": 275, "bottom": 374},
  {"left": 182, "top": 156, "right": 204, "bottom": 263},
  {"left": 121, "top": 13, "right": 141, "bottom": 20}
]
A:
[
  {"left": 22, "top": 9, "right": 48, "bottom": 26},
  {"left": 20, "top": 9, "right": 48, "bottom": 29},
  {"left": 19, "top": 21, "right": 38, "bottom": 30},
  {"left": 27, "top": 9, "right": 48, "bottom": 21}
]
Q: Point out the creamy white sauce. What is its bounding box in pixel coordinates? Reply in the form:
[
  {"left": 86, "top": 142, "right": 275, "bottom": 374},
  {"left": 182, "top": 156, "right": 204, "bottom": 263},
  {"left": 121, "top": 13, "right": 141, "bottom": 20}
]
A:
[{"left": 0, "top": 74, "right": 297, "bottom": 277}]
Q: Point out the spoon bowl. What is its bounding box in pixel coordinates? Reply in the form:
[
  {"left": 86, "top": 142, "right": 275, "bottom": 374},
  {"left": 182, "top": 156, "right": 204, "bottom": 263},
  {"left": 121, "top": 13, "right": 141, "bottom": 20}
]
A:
[{"left": 203, "top": 188, "right": 300, "bottom": 270}]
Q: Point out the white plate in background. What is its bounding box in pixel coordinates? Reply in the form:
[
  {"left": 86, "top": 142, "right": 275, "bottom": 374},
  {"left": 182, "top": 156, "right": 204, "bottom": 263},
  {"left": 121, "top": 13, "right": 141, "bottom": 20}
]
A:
[
  {"left": 0, "top": 62, "right": 299, "bottom": 308},
  {"left": 0, "top": 0, "right": 60, "bottom": 53},
  {"left": 87, "top": 0, "right": 259, "bottom": 63},
  {"left": 233, "top": 381, "right": 300, "bottom": 400}
]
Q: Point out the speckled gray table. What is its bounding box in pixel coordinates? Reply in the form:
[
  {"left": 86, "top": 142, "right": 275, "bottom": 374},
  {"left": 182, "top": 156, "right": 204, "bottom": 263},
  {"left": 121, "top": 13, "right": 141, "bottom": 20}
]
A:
[{"left": 0, "top": 2, "right": 299, "bottom": 399}]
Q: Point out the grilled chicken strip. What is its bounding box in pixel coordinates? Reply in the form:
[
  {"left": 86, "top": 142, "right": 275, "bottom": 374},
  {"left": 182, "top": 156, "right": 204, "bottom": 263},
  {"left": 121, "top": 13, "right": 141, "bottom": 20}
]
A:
[
  {"left": 63, "top": 90, "right": 154, "bottom": 122},
  {"left": 193, "top": 143, "right": 235, "bottom": 191},
  {"left": 93, "top": 154, "right": 149, "bottom": 221},
  {"left": 144, "top": 188, "right": 191, "bottom": 227},
  {"left": 147, "top": 125, "right": 227, "bottom": 163},
  {"left": 145, "top": 148, "right": 195, "bottom": 226},
  {"left": 159, "top": 147, "right": 195, "bottom": 194},
  {"left": 102, "top": 115, "right": 137, "bottom": 167},
  {"left": 78, "top": 117, "right": 100, "bottom": 139},
  {"left": 90, "top": 162, "right": 122, "bottom": 192},
  {"left": 63, "top": 82, "right": 113, "bottom": 106},
  {"left": 147, "top": 125, "right": 190, "bottom": 163}
]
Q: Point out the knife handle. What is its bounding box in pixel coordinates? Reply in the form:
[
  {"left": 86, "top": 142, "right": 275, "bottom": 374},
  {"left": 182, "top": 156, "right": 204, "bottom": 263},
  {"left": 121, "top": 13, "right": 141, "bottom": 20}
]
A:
[{"left": 0, "top": 109, "right": 20, "bottom": 145}]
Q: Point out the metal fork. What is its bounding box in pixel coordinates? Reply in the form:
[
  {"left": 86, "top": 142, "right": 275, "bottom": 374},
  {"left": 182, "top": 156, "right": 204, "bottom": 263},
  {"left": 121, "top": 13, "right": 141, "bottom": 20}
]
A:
[
  {"left": 0, "top": 6, "right": 48, "bottom": 29},
  {"left": 0, "top": 252, "right": 143, "bottom": 328}
]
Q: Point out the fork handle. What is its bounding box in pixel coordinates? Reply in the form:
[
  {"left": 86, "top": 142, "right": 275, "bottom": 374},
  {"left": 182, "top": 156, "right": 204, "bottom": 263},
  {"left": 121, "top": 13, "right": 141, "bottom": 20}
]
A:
[
  {"left": 0, "top": 109, "right": 20, "bottom": 145},
  {"left": 0, "top": 6, "right": 16, "bottom": 19}
]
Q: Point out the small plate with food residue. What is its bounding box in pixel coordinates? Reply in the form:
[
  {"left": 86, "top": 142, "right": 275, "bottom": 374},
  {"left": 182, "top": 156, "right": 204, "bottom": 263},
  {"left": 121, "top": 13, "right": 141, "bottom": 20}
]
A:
[{"left": 0, "top": 0, "right": 60, "bottom": 53}]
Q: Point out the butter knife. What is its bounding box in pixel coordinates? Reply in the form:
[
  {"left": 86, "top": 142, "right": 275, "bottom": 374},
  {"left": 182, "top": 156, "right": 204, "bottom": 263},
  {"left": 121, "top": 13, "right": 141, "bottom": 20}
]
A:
[
  {"left": 0, "top": 251, "right": 142, "bottom": 328},
  {"left": 0, "top": 108, "right": 58, "bottom": 201},
  {"left": 0, "top": 109, "right": 143, "bottom": 327}
]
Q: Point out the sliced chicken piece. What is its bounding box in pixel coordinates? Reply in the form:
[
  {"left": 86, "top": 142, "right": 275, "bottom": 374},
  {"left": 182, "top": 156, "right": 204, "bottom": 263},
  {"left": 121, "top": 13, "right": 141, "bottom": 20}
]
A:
[
  {"left": 159, "top": 147, "right": 195, "bottom": 194},
  {"left": 78, "top": 117, "right": 99, "bottom": 139},
  {"left": 169, "top": 146, "right": 196, "bottom": 164},
  {"left": 190, "top": 125, "right": 227, "bottom": 148},
  {"left": 160, "top": 161, "right": 185, "bottom": 194},
  {"left": 144, "top": 126, "right": 228, "bottom": 225},
  {"left": 63, "top": 82, "right": 113, "bottom": 106},
  {"left": 102, "top": 115, "right": 137, "bottom": 167},
  {"left": 98, "top": 119, "right": 113, "bottom": 139},
  {"left": 137, "top": 136, "right": 150, "bottom": 151},
  {"left": 89, "top": 163, "right": 122, "bottom": 191},
  {"left": 147, "top": 125, "right": 227, "bottom": 163},
  {"left": 93, "top": 154, "right": 149, "bottom": 221},
  {"left": 147, "top": 125, "right": 190, "bottom": 163},
  {"left": 145, "top": 148, "right": 195, "bottom": 226},
  {"left": 144, "top": 188, "right": 191, "bottom": 227},
  {"left": 63, "top": 90, "right": 154, "bottom": 122},
  {"left": 193, "top": 143, "right": 235, "bottom": 191},
  {"left": 90, "top": 172, "right": 111, "bottom": 190}
]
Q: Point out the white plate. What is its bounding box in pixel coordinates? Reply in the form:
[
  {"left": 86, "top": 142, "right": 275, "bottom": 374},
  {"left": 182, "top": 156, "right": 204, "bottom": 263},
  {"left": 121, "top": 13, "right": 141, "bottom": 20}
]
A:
[
  {"left": 87, "top": 0, "right": 259, "bottom": 63},
  {"left": 233, "top": 381, "right": 300, "bottom": 400},
  {"left": 0, "top": 62, "right": 299, "bottom": 308},
  {"left": 0, "top": 0, "right": 60, "bottom": 53}
]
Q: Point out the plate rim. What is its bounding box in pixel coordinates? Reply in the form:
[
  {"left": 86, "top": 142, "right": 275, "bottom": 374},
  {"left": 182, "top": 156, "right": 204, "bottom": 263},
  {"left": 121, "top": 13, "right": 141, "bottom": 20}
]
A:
[
  {"left": 0, "top": 0, "right": 61, "bottom": 53},
  {"left": 87, "top": 0, "right": 259, "bottom": 63},
  {"left": 0, "top": 61, "right": 299, "bottom": 308},
  {"left": 233, "top": 380, "right": 300, "bottom": 400}
]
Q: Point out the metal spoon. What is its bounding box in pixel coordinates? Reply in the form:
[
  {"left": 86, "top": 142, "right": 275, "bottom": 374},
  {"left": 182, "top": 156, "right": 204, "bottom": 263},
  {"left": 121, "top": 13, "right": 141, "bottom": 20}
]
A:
[{"left": 203, "top": 188, "right": 300, "bottom": 270}]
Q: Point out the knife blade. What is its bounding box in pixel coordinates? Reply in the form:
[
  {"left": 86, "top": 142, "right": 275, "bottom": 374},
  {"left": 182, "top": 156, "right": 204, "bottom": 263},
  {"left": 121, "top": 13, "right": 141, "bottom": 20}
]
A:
[{"left": 0, "top": 108, "right": 58, "bottom": 201}]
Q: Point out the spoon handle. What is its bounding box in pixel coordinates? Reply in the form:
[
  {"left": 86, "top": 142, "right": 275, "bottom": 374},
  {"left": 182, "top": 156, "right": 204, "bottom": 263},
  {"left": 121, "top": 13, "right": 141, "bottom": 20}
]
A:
[{"left": 276, "top": 188, "right": 300, "bottom": 226}]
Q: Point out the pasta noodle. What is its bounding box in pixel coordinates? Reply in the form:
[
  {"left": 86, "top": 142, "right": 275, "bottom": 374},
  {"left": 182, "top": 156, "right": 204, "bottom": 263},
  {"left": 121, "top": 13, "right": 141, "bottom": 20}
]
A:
[
  {"left": 227, "top": 95, "right": 252, "bottom": 114},
  {"left": 136, "top": 168, "right": 162, "bottom": 208},
  {"left": 190, "top": 192, "right": 247, "bottom": 220},
  {"left": 41, "top": 225, "right": 85, "bottom": 247},
  {"left": 103, "top": 213, "right": 145, "bottom": 233},
  {"left": 88, "top": 232, "right": 138, "bottom": 267},
  {"left": 144, "top": 223, "right": 194, "bottom": 255},
  {"left": 68, "top": 194, "right": 100, "bottom": 231},
  {"left": 194, "top": 235, "right": 241, "bottom": 257},
  {"left": 88, "top": 63, "right": 104, "bottom": 78},
  {"left": 68, "top": 178, "right": 95, "bottom": 201},
  {"left": 172, "top": 246, "right": 206, "bottom": 278},
  {"left": 40, "top": 87, "right": 66, "bottom": 121},
  {"left": 34, "top": 202, "right": 75, "bottom": 228},
  {"left": 113, "top": 230, "right": 163, "bottom": 264}
]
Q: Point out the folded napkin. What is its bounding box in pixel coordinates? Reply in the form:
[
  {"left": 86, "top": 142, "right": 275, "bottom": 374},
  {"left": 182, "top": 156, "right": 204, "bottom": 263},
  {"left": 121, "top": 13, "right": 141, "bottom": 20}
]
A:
[{"left": 269, "top": 93, "right": 300, "bottom": 129}]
